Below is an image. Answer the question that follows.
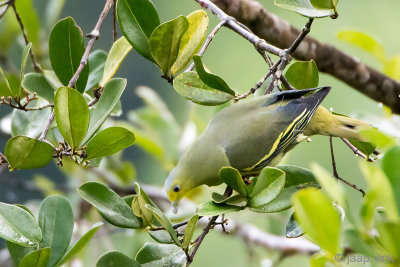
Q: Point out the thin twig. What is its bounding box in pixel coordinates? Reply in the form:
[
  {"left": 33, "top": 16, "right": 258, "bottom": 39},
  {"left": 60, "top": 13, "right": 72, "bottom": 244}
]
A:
[
  {"left": 39, "top": 0, "right": 114, "bottom": 141},
  {"left": 187, "top": 186, "right": 232, "bottom": 266},
  {"left": 0, "top": 0, "right": 13, "bottom": 7},
  {"left": 288, "top": 18, "right": 314, "bottom": 54},
  {"left": 186, "top": 20, "right": 226, "bottom": 72},
  {"left": 340, "top": 138, "right": 371, "bottom": 161},
  {"left": 0, "top": 3, "right": 11, "bottom": 19},
  {"left": 151, "top": 216, "right": 204, "bottom": 231},
  {"left": 330, "top": 137, "right": 366, "bottom": 197},
  {"left": 10, "top": 1, "right": 41, "bottom": 72},
  {"left": 0, "top": 152, "right": 7, "bottom": 165}
]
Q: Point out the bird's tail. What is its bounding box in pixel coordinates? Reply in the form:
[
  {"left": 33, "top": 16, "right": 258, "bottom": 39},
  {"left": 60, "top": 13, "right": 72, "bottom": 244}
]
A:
[{"left": 304, "top": 106, "right": 372, "bottom": 141}]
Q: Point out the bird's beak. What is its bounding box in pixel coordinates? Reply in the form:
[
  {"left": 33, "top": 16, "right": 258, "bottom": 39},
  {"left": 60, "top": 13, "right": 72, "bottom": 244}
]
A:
[{"left": 172, "top": 199, "right": 179, "bottom": 214}]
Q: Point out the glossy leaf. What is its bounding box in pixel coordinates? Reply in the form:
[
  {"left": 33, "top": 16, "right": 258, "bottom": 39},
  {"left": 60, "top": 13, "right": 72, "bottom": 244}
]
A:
[
  {"left": 77, "top": 182, "right": 142, "bottom": 228},
  {"left": 274, "top": 0, "right": 335, "bottom": 18},
  {"left": 0, "top": 67, "right": 18, "bottom": 97},
  {"left": 148, "top": 231, "right": 174, "bottom": 244},
  {"left": 58, "top": 222, "right": 103, "bottom": 265},
  {"left": 382, "top": 146, "right": 400, "bottom": 215},
  {"left": 131, "top": 183, "right": 156, "bottom": 227},
  {"left": 85, "top": 127, "right": 135, "bottom": 160},
  {"left": 251, "top": 165, "right": 319, "bottom": 213},
  {"left": 219, "top": 167, "right": 248, "bottom": 196},
  {"left": 211, "top": 193, "right": 247, "bottom": 205},
  {"left": 348, "top": 139, "right": 376, "bottom": 157},
  {"left": 11, "top": 102, "right": 51, "bottom": 138},
  {"left": 38, "top": 195, "right": 73, "bottom": 267},
  {"left": 117, "top": 0, "right": 160, "bottom": 61},
  {"left": 45, "top": 0, "right": 66, "bottom": 29},
  {"left": 54, "top": 86, "right": 89, "bottom": 149},
  {"left": 285, "top": 60, "right": 319, "bottom": 89},
  {"left": 310, "top": 0, "right": 338, "bottom": 10},
  {"left": 145, "top": 204, "right": 180, "bottom": 246},
  {"left": 7, "top": 242, "right": 34, "bottom": 266},
  {"left": 19, "top": 248, "right": 51, "bottom": 267},
  {"left": 23, "top": 73, "right": 55, "bottom": 102},
  {"left": 97, "top": 251, "right": 140, "bottom": 267},
  {"left": 292, "top": 188, "right": 341, "bottom": 256},
  {"left": 149, "top": 16, "right": 189, "bottom": 76},
  {"left": 182, "top": 215, "right": 199, "bottom": 250},
  {"left": 286, "top": 213, "right": 304, "bottom": 238},
  {"left": 173, "top": 71, "right": 234, "bottom": 105},
  {"left": 85, "top": 50, "right": 108, "bottom": 91},
  {"left": 171, "top": 10, "right": 209, "bottom": 75},
  {"left": 49, "top": 17, "right": 88, "bottom": 92},
  {"left": 197, "top": 201, "right": 241, "bottom": 216},
  {"left": 136, "top": 243, "right": 186, "bottom": 267},
  {"left": 360, "top": 128, "right": 395, "bottom": 150},
  {"left": 0, "top": 203, "right": 41, "bottom": 246},
  {"left": 5, "top": 136, "right": 54, "bottom": 170},
  {"left": 337, "top": 30, "right": 385, "bottom": 62},
  {"left": 19, "top": 43, "right": 32, "bottom": 96},
  {"left": 248, "top": 168, "right": 286, "bottom": 208},
  {"left": 193, "top": 55, "right": 235, "bottom": 95},
  {"left": 100, "top": 37, "right": 132, "bottom": 87},
  {"left": 83, "top": 78, "right": 127, "bottom": 144}
]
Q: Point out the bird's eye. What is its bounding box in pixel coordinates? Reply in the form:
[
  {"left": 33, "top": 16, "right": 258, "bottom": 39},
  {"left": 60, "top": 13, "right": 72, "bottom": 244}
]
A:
[{"left": 173, "top": 185, "right": 180, "bottom": 192}]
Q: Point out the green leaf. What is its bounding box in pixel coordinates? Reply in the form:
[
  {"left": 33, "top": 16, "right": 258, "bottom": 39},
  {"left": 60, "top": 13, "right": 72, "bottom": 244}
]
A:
[
  {"left": 182, "top": 215, "right": 199, "bottom": 250},
  {"left": 0, "top": 203, "right": 41, "bottom": 246},
  {"left": 310, "top": 253, "right": 328, "bottom": 267},
  {"left": 211, "top": 193, "right": 247, "bottom": 205},
  {"left": 19, "top": 248, "right": 51, "bottom": 267},
  {"left": 219, "top": 167, "right": 248, "bottom": 196},
  {"left": 38, "top": 195, "right": 74, "bottom": 267},
  {"left": 274, "top": 0, "right": 336, "bottom": 18},
  {"left": 49, "top": 17, "right": 88, "bottom": 92},
  {"left": 310, "top": 0, "right": 338, "bottom": 10},
  {"left": 144, "top": 204, "right": 180, "bottom": 246},
  {"left": 83, "top": 78, "right": 127, "bottom": 144},
  {"left": 284, "top": 60, "right": 319, "bottom": 90},
  {"left": 15, "top": 0, "right": 39, "bottom": 46},
  {"left": 348, "top": 139, "right": 376, "bottom": 157},
  {"left": 248, "top": 168, "right": 286, "bottom": 208},
  {"left": 171, "top": 10, "right": 209, "bottom": 75},
  {"left": 117, "top": 0, "right": 160, "bottom": 61},
  {"left": 337, "top": 30, "right": 385, "bottom": 62},
  {"left": 0, "top": 66, "right": 19, "bottom": 97},
  {"left": 149, "top": 16, "right": 189, "bottom": 77},
  {"left": 58, "top": 222, "right": 103, "bottom": 265},
  {"left": 5, "top": 136, "right": 54, "bottom": 170},
  {"left": 136, "top": 243, "right": 186, "bottom": 267},
  {"left": 197, "top": 201, "right": 241, "bottom": 216},
  {"left": 77, "top": 182, "right": 142, "bottom": 228},
  {"left": 131, "top": 183, "right": 156, "bottom": 227},
  {"left": 54, "top": 86, "right": 89, "bottom": 149},
  {"left": 173, "top": 71, "right": 234, "bottom": 105},
  {"left": 292, "top": 188, "right": 341, "bottom": 256},
  {"left": 100, "top": 37, "right": 132, "bottom": 88},
  {"left": 97, "top": 251, "right": 140, "bottom": 267},
  {"left": 85, "top": 127, "right": 135, "bottom": 160},
  {"left": 85, "top": 50, "right": 108, "bottom": 91},
  {"left": 382, "top": 146, "right": 400, "bottom": 215},
  {"left": 7, "top": 242, "right": 34, "bottom": 266},
  {"left": 376, "top": 222, "right": 400, "bottom": 258},
  {"left": 343, "top": 229, "right": 376, "bottom": 257},
  {"left": 360, "top": 128, "right": 395, "bottom": 150},
  {"left": 148, "top": 231, "right": 174, "bottom": 244},
  {"left": 19, "top": 43, "right": 32, "bottom": 96},
  {"left": 310, "top": 163, "right": 344, "bottom": 205},
  {"left": 23, "top": 73, "right": 55, "bottom": 102},
  {"left": 286, "top": 213, "right": 304, "bottom": 238},
  {"left": 384, "top": 55, "right": 400, "bottom": 80},
  {"left": 193, "top": 55, "right": 235, "bottom": 95},
  {"left": 11, "top": 102, "right": 52, "bottom": 138},
  {"left": 44, "top": 0, "right": 65, "bottom": 29},
  {"left": 251, "top": 165, "right": 319, "bottom": 213}
]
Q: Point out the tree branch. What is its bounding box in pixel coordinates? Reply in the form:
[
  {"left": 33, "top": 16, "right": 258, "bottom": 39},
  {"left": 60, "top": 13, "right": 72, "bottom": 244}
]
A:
[{"left": 210, "top": 0, "right": 400, "bottom": 114}]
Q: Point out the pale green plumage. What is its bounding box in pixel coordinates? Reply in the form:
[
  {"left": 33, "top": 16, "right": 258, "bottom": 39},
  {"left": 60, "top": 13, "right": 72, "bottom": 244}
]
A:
[{"left": 165, "top": 87, "right": 370, "bottom": 204}]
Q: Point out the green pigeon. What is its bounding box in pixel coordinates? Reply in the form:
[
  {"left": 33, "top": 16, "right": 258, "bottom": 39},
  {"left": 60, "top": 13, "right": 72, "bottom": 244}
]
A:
[{"left": 164, "top": 87, "right": 371, "bottom": 209}]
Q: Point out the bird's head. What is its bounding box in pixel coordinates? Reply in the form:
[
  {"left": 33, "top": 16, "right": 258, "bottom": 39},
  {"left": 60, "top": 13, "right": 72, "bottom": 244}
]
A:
[{"left": 164, "top": 167, "right": 191, "bottom": 213}]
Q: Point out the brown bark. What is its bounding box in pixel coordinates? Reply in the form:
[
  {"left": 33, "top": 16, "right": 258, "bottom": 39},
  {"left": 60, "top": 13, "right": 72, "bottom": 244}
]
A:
[{"left": 212, "top": 0, "right": 400, "bottom": 114}]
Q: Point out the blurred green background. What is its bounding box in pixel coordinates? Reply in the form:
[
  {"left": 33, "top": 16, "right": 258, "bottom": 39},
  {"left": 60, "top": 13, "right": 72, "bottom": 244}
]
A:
[{"left": 1, "top": 0, "right": 399, "bottom": 266}]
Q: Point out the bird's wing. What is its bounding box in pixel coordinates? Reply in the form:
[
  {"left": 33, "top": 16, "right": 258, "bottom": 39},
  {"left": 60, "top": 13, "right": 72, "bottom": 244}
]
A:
[{"left": 210, "top": 87, "right": 330, "bottom": 172}]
